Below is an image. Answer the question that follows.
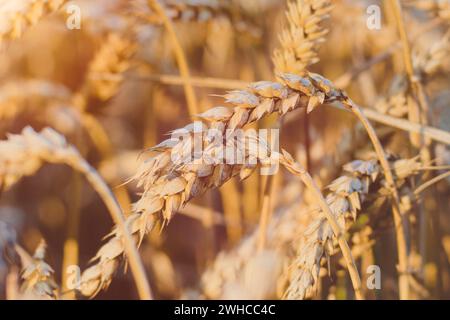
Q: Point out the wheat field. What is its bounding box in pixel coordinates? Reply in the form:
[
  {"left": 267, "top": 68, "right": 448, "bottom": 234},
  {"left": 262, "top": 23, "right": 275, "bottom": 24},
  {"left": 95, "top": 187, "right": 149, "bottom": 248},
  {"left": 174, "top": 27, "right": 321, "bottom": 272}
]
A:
[{"left": 0, "top": 0, "right": 449, "bottom": 301}]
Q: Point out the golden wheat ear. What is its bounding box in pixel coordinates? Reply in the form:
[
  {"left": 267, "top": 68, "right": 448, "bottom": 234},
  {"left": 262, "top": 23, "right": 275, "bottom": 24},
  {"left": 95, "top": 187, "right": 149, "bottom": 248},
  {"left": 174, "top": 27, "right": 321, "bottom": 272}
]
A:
[
  {"left": 0, "top": 0, "right": 67, "bottom": 46},
  {"left": 15, "top": 240, "right": 59, "bottom": 300}
]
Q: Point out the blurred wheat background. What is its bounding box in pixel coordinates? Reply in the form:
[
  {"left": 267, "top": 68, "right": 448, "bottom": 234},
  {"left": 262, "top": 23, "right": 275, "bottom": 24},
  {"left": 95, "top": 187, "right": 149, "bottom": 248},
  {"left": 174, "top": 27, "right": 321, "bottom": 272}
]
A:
[{"left": 0, "top": 0, "right": 450, "bottom": 300}]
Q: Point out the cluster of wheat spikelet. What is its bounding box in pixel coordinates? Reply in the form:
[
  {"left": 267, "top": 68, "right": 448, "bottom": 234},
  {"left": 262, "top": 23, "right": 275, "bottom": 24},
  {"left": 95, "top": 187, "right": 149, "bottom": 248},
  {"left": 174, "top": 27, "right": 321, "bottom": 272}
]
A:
[
  {"left": 15, "top": 240, "right": 59, "bottom": 300},
  {"left": 273, "top": 0, "right": 332, "bottom": 74},
  {"left": 376, "top": 31, "right": 450, "bottom": 118},
  {"left": 0, "top": 127, "right": 84, "bottom": 190},
  {"left": 406, "top": 0, "right": 450, "bottom": 21},
  {"left": 83, "top": 33, "right": 137, "bottom": 102},
  {"left": 0, "top": 0, "right": 66, "bottom": 45},
  {"left": 199, "top": 156, "right": 426, "bottom": 299},
  {"left": 284, "top": 157, "right": 424, "bottom": 299},
  {"left": 0, "top": 223, "right": 58, "bottom": 300},
  {"left": 77, "top": 70, "right": 354, "bottom": 297},
  {"left": 0, "top": 79, "right": 71, "bottom": 121}
]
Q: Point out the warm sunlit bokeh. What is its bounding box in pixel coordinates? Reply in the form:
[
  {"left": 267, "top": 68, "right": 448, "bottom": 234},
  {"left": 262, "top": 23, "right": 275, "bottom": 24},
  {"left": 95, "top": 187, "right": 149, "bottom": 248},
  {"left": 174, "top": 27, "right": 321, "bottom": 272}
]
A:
[{"left": 0, "top": 0, "right": 449, "bottom": 300}]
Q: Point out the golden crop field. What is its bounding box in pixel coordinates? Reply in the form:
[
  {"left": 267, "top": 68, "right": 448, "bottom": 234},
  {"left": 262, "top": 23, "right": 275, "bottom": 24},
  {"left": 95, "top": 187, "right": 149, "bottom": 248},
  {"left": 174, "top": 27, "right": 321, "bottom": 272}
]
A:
[{"left": 0, "top": 0, "right": 449, "bottom": 301}]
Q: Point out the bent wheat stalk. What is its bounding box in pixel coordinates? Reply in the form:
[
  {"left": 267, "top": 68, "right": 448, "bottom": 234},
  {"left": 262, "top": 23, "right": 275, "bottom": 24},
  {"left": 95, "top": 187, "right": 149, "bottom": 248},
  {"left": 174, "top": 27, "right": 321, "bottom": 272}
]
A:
[{"left": 0, "top": 127, "right": 152, "bottom": 300}]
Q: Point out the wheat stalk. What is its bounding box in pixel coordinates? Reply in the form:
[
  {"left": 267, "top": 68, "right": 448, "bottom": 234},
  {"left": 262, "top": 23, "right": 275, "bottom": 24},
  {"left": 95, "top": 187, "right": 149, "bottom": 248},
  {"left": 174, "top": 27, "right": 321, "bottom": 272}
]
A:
[
  {"left": 0, "top": 0, "right": 67, "bottom": 45},
  {"left": 0, "top": 126, "right": 152, "bottom": 299},
  {"left": 147, "top": 0, "right": 199, "bottom": 115}
]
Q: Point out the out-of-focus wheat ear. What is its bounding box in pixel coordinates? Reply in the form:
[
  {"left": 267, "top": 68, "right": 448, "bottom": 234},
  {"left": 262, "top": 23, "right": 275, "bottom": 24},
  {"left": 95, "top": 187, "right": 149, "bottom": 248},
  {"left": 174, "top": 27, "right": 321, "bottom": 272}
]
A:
[
  {"left": 273, "top": 0, "right": 333, "bottom": 74},
  {"left": 413, "top": 31, "right": 450, "bottom": 78},
  {"left": 279, "top": 149, "right": 363, "bottom": 300},
  {"left": 0, "top": 0, "right": 67, "bottom": 46},
  {"left": 15, "top": 240, "right": 59, "bottom": 300},
  {"left": 283, "top": 156, "right": 427, "bottom": 300},
  {"left": 132, "top": 0, "right": 261, "bottom": 38},
  {"left": 82, "top": 33, "right": 137, "bottom": 104},
  {"left": 0, "top": 126, "right": 152, "bottom": 300},
  {"left": 405, "top": 0, "right": 450, "bottom": 21}
]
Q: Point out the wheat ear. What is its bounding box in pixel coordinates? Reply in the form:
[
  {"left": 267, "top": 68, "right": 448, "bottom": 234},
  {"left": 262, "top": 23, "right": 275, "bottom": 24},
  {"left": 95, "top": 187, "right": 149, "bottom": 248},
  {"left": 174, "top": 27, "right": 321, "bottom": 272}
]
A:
[
  {"left": 405, "top": 0, "right": 450, "bottom": 21},
  {"left": 200, "top": 156, "right": 426, "bottom": 299},
  {"left": 0, "top": 126, "right": 152, "bottom": 300},
  {"left": 79, "top": 71, "right": 400, "bottom": 297},
  {"left": 0, "top": 0, "right": 67, "bottom": 45},
  {"left": 273, "top": 0, "right": 332, "bottom": 74},
  {"left": 279, "top": 150, "right": 363, "bottom": 300},
  {"left": 133, "top": 0, "right": 260, "bottom": 37},
  {"left": 14, "top": 240, "right": 59, "bottom": 300},
  {"left": 285, "top": 156, "right": 427, "bottom": 299},
  {"left": 80, "top": 33, "right": 137, "bottom": 104}
]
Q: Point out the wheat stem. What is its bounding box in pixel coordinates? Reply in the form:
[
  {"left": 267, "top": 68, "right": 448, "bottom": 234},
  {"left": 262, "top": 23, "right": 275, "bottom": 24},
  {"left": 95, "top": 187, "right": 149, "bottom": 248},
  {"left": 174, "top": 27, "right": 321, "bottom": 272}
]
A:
[
  {"left": 72, "top": 160, "right": 153, "bottom": 300},
  {"left": 147, "top": 0, "right": 198, "bottom": 115},
  {"left": 257, "top": 175, "right": 275, "bottom": 252},
  {"left": 414, "top": 171, "right": 450, "bottom": 196},
  {"left": 391, "top": 0, "right": 431, "bottom": 153},
  {"left": 347, "top": 102, "right": 410, "bottom": 299}
]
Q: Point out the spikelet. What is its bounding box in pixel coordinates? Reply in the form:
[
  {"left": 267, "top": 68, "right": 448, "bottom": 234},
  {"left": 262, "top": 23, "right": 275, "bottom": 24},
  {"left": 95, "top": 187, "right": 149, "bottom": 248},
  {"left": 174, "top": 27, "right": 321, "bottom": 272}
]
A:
[
  {"left": 17, "top": 240, "right": 59, "bottom": 300},
  {"left": 273, "top": 0, "right": 332, "bottom": 74},
  {"left": 0, "top": 0, "right": 67, "bottom": 45}
]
